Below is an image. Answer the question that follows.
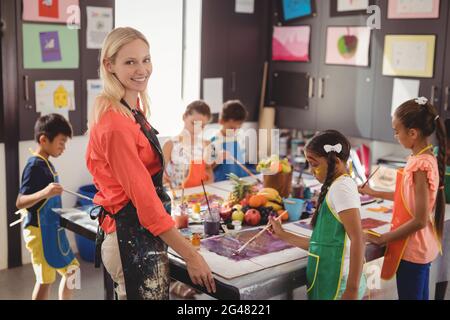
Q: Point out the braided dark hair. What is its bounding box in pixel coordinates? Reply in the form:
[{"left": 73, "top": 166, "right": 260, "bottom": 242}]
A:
[
  {"left": 306, "top": 130, "right": 351, "bottom": 227},
  {"left": 394, "top": 99, "right": 446, "bottom": 241}
]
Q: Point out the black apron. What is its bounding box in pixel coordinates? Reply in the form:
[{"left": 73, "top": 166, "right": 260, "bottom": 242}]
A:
[{"left": 91, "top": 99, "right": 172, "bottom": 300}]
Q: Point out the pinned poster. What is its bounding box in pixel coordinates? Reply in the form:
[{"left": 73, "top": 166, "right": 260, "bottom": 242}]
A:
[
  {"left": 391, "top": 78, "right": 420, "bottom": 115},
  {"left": 203, "top": 78, "right": 223, "bottom": 114},
  {"left": 23, "top": 23, "right": 79, "bottom": 69},
  {"left": 35, "top": 80, "right": 75, "bottom": 119},
  {"left": 235, "top": 0, "right": 255, "bottom": 13},
  {"left": 39, "top": 0, "right": 59, "bottom": 18},
  {"left": 39, "top": 31, "right": 62, "bottom": 62},
  {"left": 87, "top": 79, "right": 103, "bottom": 110},
  {"left": 86, "top": 6, "right": 113, "bottom": 49},
  {"left": 23, "top": 0, "right": 80, "bottom": 24}
]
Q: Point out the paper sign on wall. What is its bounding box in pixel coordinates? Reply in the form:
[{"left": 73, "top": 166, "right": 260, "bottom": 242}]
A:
[
  {"left": 23, "top": 23, "right": 79, "bottom": 69},
  {"left": 391, "top": 78, "right": 420, "bottom": 115},
  {"left": 87, "top": 79, "right": 103, "bottom": 111},
  {"left": 36, "top": 80, "right": 75, "bottom": 119},
  {"left": 235, "top": 0, "right": 255, "bottom": 13},
  {"left": 23, "top": 0, "right": 80, "bottom": 24},
  {"left": 203, "top": 78, "right": 223, "bottom": 114},
  {"left": 86, "top": 6, "right": 113, "bottom": 49}
]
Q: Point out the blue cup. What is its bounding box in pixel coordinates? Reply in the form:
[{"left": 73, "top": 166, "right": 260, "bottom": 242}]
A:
[{"left": 283, "top": 198, "right": 305, "bottom": 222}]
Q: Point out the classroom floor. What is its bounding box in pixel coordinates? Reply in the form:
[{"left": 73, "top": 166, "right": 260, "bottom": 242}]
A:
[
  {"left": 0, "top": 256, "right": 447, "bottom": 300},
  {"left": 0, "top": 255, "right": 212, "bottom": 300}
]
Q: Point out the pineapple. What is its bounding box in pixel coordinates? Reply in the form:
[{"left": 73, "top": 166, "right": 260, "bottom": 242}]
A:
[{"left": 227, "top": 173, "right": 254, "bottom": 205}]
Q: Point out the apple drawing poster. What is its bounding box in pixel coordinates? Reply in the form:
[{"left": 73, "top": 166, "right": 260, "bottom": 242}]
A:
[
  {"left": 272, "top": 26, "right": 311, "bottom": 62},
  {"left": 325, "top": 26, "right": 371, "bottom": 67}
]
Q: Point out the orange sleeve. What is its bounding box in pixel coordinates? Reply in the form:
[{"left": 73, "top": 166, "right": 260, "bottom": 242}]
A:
[{"left": 100, "top": 128, "right": 175, "bottom": 236}]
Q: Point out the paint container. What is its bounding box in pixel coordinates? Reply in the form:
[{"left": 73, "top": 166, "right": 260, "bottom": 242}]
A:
[
  {"left": 203, "top": 207, "right": 220, "bottom": 236},
  {"left": 173, "top": 204, "right": 189, "bottom": 229}
]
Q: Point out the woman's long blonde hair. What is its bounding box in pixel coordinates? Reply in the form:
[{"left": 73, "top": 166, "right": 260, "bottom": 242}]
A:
[{"left": 88, "top": 27, "right": 151, "bottom": 130}]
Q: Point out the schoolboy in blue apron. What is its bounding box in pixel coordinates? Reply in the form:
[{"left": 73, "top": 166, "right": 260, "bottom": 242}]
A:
[
  {"left": 211, "top": 100, "right": 256, "bottom": 181},
  {"left": 16, "top": 114, "right": 79, "bottom": 300}
]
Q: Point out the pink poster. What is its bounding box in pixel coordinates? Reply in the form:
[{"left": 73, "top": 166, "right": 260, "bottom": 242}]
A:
[
  {"left": 272, "top": 26, "right": 311, "bottom": 62},
  {"left": 23, "top": 0, "right": 80, "bottom": 23},
  {"left": 325, "top": 26, "right": 371, "bottom": 67},
  {"left": 388, "top": 0, "right": 440, "bottom": 19}
]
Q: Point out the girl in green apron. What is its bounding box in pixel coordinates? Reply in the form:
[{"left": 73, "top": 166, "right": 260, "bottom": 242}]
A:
[{"left": 270, "top": 130, "right": 366, "bottom": 300}]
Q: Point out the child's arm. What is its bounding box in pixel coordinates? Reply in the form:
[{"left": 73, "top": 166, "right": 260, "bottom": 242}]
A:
[
  {"left": 16, "top": 183, "right": 63, "bottom": 210},
  {"left": 358, "top": 185, "right": 394, "bottom": 201},
  {"left": 367, "top": 170, "right": 430, "bottom": 246},
  {"left": 340, "top": 208, "right": 365, "bottom": 300},
  {"left": 162, "top": 140, "right": 173, "bottom": 185},
  {"left": 268, "top": 216, "right": 310, "bottom": 250}
]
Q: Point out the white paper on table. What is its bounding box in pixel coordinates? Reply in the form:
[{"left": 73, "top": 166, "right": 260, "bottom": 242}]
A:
[
  {"left": 35, "top": 80, "right": 75, "bottom": 119},
  {"left": 86, "top": 6, "right": 113, "bottom": 49},
  {"left": 203, "top": 78, "right": 223, "bottom": 114},
  {"left": 235, "top": 0, "right": 255, "bottom": 13},
  {"left": 337, "top": 0, "right": 369, "bottom": 12},
  {"left": 391, "top": 78, "right": 420, "bottom": 115},
  {"left": 87, "top": 79, "right": 103, "bottom": 110},
  {"left": 392, "top": 40, "right": 428, "bottom": 72}
]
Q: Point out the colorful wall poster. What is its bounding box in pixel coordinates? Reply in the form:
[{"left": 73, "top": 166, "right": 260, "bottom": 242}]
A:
[
  {"left": 39, "top": 31, "right": 62, "bottom": 62},
  {"left": 325, "top": 27, "right": 371, "bottom": 67},
  {"left": 382, "top": 35, "right": 436, "bottom": 78},
  {"left": 87, "top": 79, "right": 103, "bottom": 111},
  {"left": 272, "top": 26, "right": 311, "bottom": 62},
  {"left": 86, "top": 6, "right": 113, "bottom": 49},
  {"left": 337, "top": 0, "right": 370, "bottom": 12},
  {"left": 23, "top": 23, "right": 79, "bottom": 69},
  {"left": 388, "top": 0, "right": 440, "bottom": 19},
  {"left": 391, "top": 78, "right": 420, "bottom": 115},
  {"left": 35, "top": 80, "right": 75, "bottom": 119},
  {"left": 23, "top": 0, "right": 80, "bottom": 23},
  {"left": 281, "top": 0, "right": 313, "bottom": 21}
]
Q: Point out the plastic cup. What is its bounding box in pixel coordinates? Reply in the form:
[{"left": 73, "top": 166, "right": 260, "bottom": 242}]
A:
[{"left": 283, "top": 198, "right": 305, "bottom": 222}]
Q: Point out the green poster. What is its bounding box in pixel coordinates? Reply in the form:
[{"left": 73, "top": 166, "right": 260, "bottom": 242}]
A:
[{"left": 23, "top": 23, "right": 79, "bottom": 69}]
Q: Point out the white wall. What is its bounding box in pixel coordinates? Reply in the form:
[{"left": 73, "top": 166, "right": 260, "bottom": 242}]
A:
[
  {"left": 115, "top": 0, "right": 185, "bottom": 137},
  {"left": 182, "top": 0, "right": 202, "bottom": 103},
  {"left": 0, "top": 143, "right": 7, "bottom": 270},
  {"left": 18, "top": 135, "right": 92, "bottom": 263}
]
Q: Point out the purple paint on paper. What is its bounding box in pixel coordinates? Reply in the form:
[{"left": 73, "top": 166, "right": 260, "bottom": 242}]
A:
[
  {"left": 40, "top": 31, "right": 62, "bottom": 62},
  {"left": 201, "top": 229, "right": 293, "bottom": 261}
]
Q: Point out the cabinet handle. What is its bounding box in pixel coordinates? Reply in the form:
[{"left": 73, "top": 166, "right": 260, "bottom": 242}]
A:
[
  {"left": 231, "top": 72, "right": 236, "bottom": 92},
  {"left": 318, "top": 78, "right": 325, "bottom": 98},
  {"left": 430, "top": 85, "right": 437, "bottom": 104},
  {"left": 308, "top": 76, "right": 315, "bottom": 99},
  {"left": 24, "top": 75, "right": 29, "bottom": 101},
  {"left": 445, "top": 86, "right": 450, "bottom": 111}
]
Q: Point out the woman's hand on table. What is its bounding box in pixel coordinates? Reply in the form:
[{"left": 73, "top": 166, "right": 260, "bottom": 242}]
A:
[{"left": 185, "top": 251, "right": 216, "bottom": 294}]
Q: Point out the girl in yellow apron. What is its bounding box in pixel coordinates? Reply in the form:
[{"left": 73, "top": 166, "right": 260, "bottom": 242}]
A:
[
  {"left": 270, "top": 130, "right": 366, "bottom": 300},
  {"left": 361, "top": 97, "right": 446, "bottom": 300}
]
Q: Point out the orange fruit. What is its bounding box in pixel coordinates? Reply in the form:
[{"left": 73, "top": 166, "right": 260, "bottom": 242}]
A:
[{"left": 277, "top": 210, "right": 289, "bottom": 221}]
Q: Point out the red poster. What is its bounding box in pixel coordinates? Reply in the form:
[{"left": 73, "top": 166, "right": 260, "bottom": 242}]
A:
[{"left": 38, "top": 0, "right": 59, "bottom": 18}]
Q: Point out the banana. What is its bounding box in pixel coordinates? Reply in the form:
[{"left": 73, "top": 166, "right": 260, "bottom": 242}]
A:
[
  {"left": 258, "top": 188, "right": 282, "bottom": 204},
  {"left": 265, "top": 201, "right": 283, "bottom": 211}
]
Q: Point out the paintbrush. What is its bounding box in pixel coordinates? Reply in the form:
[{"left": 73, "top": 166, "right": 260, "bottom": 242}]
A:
[
  {"left": 63, "top": 189, "right": 94, "bottom": 202},
  {"left": 201, "top": 179, "right": 214, "bottom": 221},
  {"left": 228, "top": 153, "right": 262, "bottom": 184},
  {"left": 361, "top": 166, "right": 381, "bottom": 189},
  {"left": 232, "top": 211, "right": 288, "bottom": 256}
]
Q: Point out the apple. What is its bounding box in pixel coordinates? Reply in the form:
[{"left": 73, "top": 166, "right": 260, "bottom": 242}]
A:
[
  {"left": 232, "top": 210, "right": 245, "bottom": 222},
  {"left": 220, "top": 204, "right": 233, "bottom": 222},
  {"left": 244, "top": 209, "right": 261, "bottom": 226}
]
